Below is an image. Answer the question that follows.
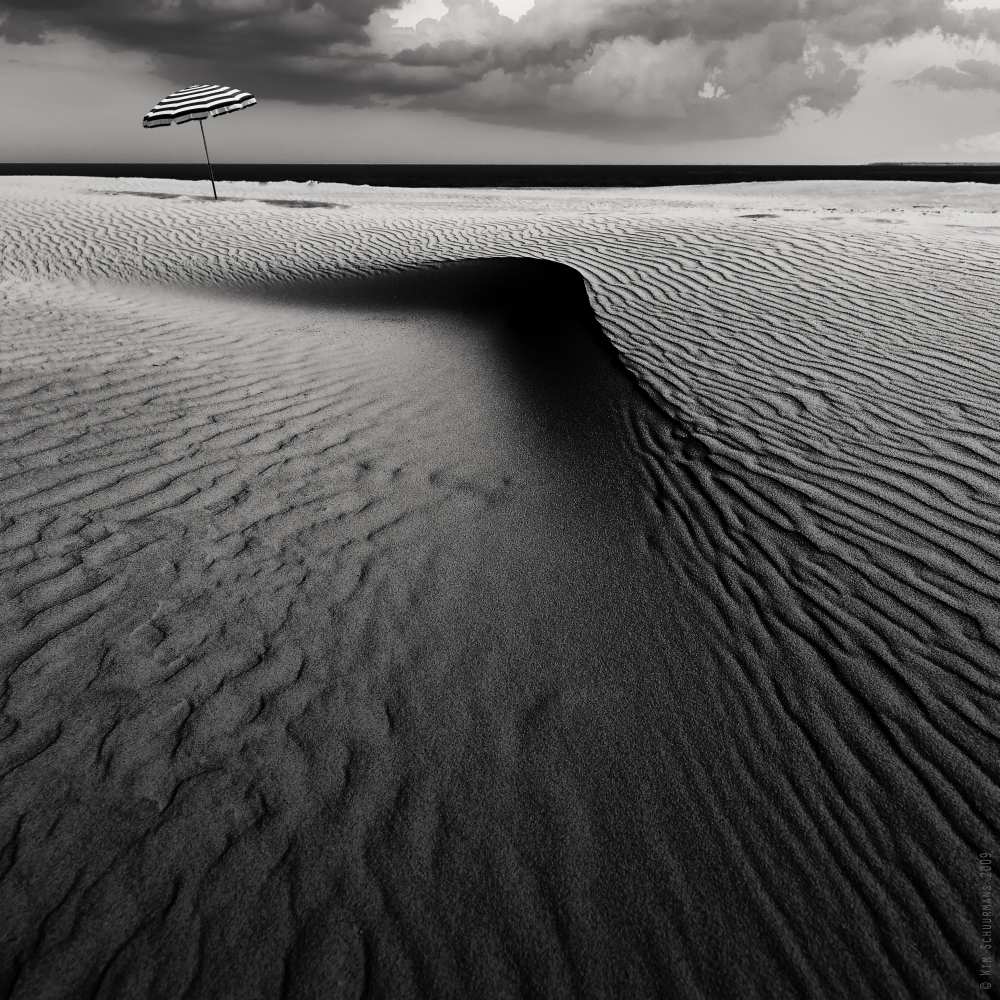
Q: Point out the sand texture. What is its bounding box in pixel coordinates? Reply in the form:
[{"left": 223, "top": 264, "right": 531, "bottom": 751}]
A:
[{"left": 0, "top": 176, "right": 998, "bottom": 999}]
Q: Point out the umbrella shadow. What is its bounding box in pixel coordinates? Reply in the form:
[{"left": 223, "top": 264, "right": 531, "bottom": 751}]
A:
[
  {"left": 95, "top": 190, "right": 181, "bottom": 200},
  {"left": 256, "top": 198, "right": 349, "bottom": 209},
  {"left": 94, "top": 190, "right": 241, "bottom": 203},
  {"left": 93, "top": 190, "right": 348, "bottom": 209}
]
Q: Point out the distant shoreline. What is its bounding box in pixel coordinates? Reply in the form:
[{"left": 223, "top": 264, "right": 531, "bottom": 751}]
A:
[{"left": 2, "top": 162, "right": 1000, "bottom": 187}]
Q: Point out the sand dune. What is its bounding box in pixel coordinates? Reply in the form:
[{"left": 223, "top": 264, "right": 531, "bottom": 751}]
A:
[{"left": 0, "top": 176, "right": 998, "bottom": 999}]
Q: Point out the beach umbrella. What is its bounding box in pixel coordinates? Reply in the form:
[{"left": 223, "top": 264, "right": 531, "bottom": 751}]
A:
[{"left": 142, "top": 84, "right": 257, "bottom": 200}]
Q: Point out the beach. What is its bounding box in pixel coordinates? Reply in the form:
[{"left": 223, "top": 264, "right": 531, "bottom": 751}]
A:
[{"left": 0, "top": 175, "right": 998, "bottom": 998}]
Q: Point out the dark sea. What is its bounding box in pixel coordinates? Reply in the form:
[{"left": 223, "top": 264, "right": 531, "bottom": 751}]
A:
[{"left": 3, "top": 162, "right": 1000, "bottom": 186}]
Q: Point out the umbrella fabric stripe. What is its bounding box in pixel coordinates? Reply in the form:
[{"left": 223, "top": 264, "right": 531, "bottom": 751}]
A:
[
  {"left": 170, "top": 84, "right": 220, "bottom": 95},
  {"left": 160, "top": 85, "right": 219, "bottom": 99},
  {"left": 155, "top": 87, "right": 233, "bottom": 107},
  {"left": 145, "top": 100, "right": 256, "bottom": 127},
  {"left": 167, "top": 83, "right": 231, "bottom": 96},
  {"left": 143, "top": 100, "right": 255, "bottom": 126},
  {"left": 154, "top": 93, "right": 240, "bottom": 111},
  {"left": 156, "top": 87, "right": 244, "bottom": 108},
  {"left": 158, "top": 83, "right": 246, "bottom": 99},
  {"left": 147, "top": 89, "right": 249, "bottom": 113},
  {"left": 143, "top": 96, "right": 253, "bottom": 118},
  {"left": 143, "top": 98, "right": 256, "bottom": 125},
  {"left": 145, "top": 94, "right": 248, "bottom": 118},
  {"left": 142, "top": 85, "right": 256, "bottom": 127},
  {"left": 213, "top": 98, "right": 255, "bottom": 112}
]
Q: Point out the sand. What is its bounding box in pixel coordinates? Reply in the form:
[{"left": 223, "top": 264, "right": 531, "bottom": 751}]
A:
[{"left": 0, "top": 176, "right": 998, "bottom": 999}]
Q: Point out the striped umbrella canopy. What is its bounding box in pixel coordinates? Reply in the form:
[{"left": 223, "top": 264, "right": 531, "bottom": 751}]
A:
[{"left": 142, "top": 84, "right": 257, "bottom": 199}]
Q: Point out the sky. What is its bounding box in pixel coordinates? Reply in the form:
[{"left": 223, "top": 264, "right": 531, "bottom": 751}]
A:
[{"left": 3, "top": 0, "right": 1000, "bottom": 163}]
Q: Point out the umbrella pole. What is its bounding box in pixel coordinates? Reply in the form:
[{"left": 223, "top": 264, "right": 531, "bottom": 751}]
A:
[{"left": 198, "top": 119, "right": 218, "bottom": 200}]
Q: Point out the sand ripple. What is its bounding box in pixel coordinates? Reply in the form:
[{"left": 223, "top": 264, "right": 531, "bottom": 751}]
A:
[{"left": 0, "top": 177, "right": 998, "bottom": 999}]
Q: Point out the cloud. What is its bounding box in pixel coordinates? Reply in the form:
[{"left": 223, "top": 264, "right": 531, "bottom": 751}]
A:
[
  {"left": 0, "top": 2, "right": 405, "bottom": 80},
  {"left": 0, "top": 1, "right": 432, "bottom": 106},
  {"left": 2, "top": 0, "right": 1000, "bottom": 138},
  {"left": 0, "top": 10, "right": 43, "bottom": 44},
  {"left": 372, "top": 0, "right": 977, "bottom": 136},
  {"left": 401, "top": 19, "right": 862, "bottom": 138},
  {"left": 942, "top": 128, "right": 1000, "bottom": 157},
  {"left": 910, "top": 57, "right": 1000, "bottom": 90}
]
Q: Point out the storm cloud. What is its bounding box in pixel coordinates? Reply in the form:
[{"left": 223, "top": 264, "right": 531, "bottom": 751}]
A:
[{"left": 2, "top": 0, "right": 999, "bottom": 138}]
